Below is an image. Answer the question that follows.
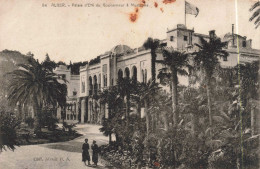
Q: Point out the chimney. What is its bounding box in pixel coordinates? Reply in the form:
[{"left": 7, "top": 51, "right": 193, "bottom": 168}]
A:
[
  {"left": 232, "top": 24, "right": 235, "bottom": 46},
  {"left": 209, "top": 30, "right": 215, "bottom": 41}
]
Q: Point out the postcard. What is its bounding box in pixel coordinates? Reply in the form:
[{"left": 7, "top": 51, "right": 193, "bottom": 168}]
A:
[{"left": 0, "top": 0, "right": 259, "bottom": 168}]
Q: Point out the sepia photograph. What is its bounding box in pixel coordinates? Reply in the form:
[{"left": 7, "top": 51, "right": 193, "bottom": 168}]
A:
[{"left": 0, "top": 0, "right": 259, "bottom": 168}]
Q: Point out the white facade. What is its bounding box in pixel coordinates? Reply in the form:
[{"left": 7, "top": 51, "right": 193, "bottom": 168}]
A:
[{"left": 56, "top": 24, "right": 260, "bottom": 124}]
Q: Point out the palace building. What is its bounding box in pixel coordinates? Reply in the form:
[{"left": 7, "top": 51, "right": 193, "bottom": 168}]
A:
[{"left": 54, "top": 24, "right": 260, "bottom": 124}]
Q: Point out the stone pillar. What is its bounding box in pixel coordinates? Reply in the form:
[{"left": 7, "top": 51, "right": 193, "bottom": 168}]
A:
[
  {"left": 81, "top": 98, "right": 86, "bottom": 123},
  {"left": 57, "top": 107, "right": 61, "bottom": 120}
]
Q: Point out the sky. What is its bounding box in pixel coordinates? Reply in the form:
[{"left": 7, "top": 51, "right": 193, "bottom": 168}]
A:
[{"left": 0, "top": 0, "right": 259, "bottom": 64}]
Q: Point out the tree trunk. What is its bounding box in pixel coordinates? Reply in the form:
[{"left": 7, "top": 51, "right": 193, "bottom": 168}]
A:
[
  {"left": 206, "top": 76, "right": 213, "bottom": 128},
  {"left": 171, "top": 69, "right": 178, "bottom": 128},
  {"left": 33, "top": 99, "right": 41, "bottom": 133},
  {"left": 144, "top": 99, "right": 150, "bottom": 136},
  {"left": 151, "top": 50, "right": 156, "bottom": 83}
]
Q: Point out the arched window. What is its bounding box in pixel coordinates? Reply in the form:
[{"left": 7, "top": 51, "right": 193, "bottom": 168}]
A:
[
  {"left": 93, "top": 75, "right": 98, "bottom": 95},
  {"left": 118, "top": 69, "right": 123, "bottom": 82},
  {"left": 125, "top": 67, "right": 130, "bottom": 79},
  {"left": 98, "top": 74, "right": 101, "bottom": 89},
  {"left": 89, "top": 76, "right": 93, "bottom": 95},
  {"left": 132, "top": 66, "right": 137, "bottom": 82}
]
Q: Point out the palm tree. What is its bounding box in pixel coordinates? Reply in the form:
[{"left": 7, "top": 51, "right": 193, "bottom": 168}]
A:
[
  {"left": 117, "top": 77, "right": 134, "bottom": 122},
  {"left": 143, "top": 37, "right": 160, "bottom": 83},
  {"left": 179, "top": 87, "right": 207, "bottom": 137},
  {"left": 157, "top": 49, "right": 189, "bottom": 128},
  {"left": 99, "top": 86, "right": 121, "bottom": 144},
  {"left": 192, "top": 36, "right": 228, "bottom": 129},
  {"left": 7, "top": 58, "right": 67, "bottom": 132},
  {"left": 138, "top": 80, "right": 160, "bottom": 135},
  {"left": 249, "top": 1, "right": 260, "bottom": 29}
]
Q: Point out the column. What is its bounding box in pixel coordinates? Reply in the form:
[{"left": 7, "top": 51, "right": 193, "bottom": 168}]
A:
[{"left": 81, "top": 98, "right": 86, "bottom": 123}]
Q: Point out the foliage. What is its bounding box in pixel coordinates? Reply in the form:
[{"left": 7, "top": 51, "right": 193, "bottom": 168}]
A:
[
  {"left": 39, "top": 109, "right": 59, "bottom": 131},
  {"left": 192, "top": 36, "right": 229, "bottom": 128},
  {"left": 68, "top": 61, "right": 88, "bottom": 75},
  {"left": 62, "top": 122, "right": 76, "bottom": 134},
  {"left": 57, "top": 61, "right": 66, "bottom": 66},
  {"left": 89, "top": 56, "right": 100, "bottom": 65},
  {"left": 249, "top": 1, "right": 260, "bottom": 29},
  {"left": 0, "top": 110, "right": 20, "bottom": 151},
  {"left": 6, "top": 57, "right": 67, "bottom": 132},
  {"left": 143, "top": 37, "right": 160, "bottom": 82},
  {"left": 157, "top": 48, "right": 190, "bottom": 128},
  {"left": 7, "top": 58, "right": 67, "bottom": 108},
  {"left": 41, "top": 54, "right": 57, "bottom": 72},
  {"left": 193, "top": 37, "right": 228, "bottom": 78}
]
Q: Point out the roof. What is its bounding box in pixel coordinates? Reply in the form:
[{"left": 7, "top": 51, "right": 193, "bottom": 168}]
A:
[
  {"left": 193, "top": 33, "right": 209, "bottom": 39},
  {"left": 221, "top": 32, "right": 247, "bottom": 42},
  {"left": 110, "top": 45, "right": 133, "bottom": 55}
]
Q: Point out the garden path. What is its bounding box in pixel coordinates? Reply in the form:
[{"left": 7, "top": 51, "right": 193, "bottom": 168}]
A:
[{"left": 0, "top": 124, "right": 114, "bottom": 169}]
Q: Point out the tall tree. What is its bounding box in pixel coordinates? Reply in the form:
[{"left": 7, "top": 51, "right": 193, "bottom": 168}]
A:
[
  {"left": 41, "top": 53, "right": 57, "bottom": 72},
  {"left": 143, "top": 38, "right": 160, "bottom": 83},
  {"left": 192, "top": 36, "right": 228, "bottom": 129},
  {"left": 117, "top": 77, "right": 133, "bottom": 122},
  {"left": 157, "top": 49, "right": 189, "bottom": 128},
  {"left": 249, "top": 1, "right": 260, "bottom": 29},
  {"left": 7, "top": 58, "right": 67, "bottom": 132},
  {"left": 138, "top": 80, "right": 160, "bottom": 135}
]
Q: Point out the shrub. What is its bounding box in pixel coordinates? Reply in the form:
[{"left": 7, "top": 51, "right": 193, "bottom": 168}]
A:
[
  {"left": 62, "top": 122, "right": 76, "bottom": 134},
  {"left": 0, "top": 110, "right": 20, "bottom": 151},
  {"left": 39, "top": 109, "right": 58, "bottom": 131}
]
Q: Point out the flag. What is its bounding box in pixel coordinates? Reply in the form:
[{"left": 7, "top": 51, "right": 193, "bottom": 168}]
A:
[{"left": 185, "top": 1, "right": 199, "bottom": 17}]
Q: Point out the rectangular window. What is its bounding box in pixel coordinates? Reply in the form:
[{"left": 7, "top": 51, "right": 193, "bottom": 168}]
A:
[
  {"left": 184, "top": 36, "right": 188, "bottom": 41},
  {"left": 170, "top": 36, "right": 174, "bottom": 41},
  {"left": 102, "top": 64, "right": 107, "bottom": 73},
  {"left": 242, "top": 41, "right": 246, "bottom": 47}
]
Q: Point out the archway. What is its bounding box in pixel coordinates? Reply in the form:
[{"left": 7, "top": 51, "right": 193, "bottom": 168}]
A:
[
  {"left": 89, "top": 76, "right": 93, "bottom": 95},
  {"left": 125, "top": 67, "right": 130, "bottom": 79},
  {"left": 131, "top": 66, "right": 137, "bottom": 82},
  {"left": 118, "top": 69, "right": 123, "bottom": 83}
]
